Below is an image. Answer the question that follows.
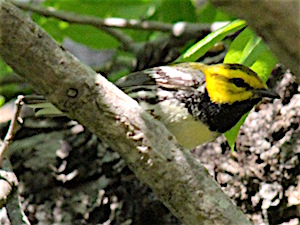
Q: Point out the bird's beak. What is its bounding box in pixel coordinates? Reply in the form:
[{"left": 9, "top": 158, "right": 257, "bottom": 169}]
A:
[{"left": 251, "top": 89, "right": 280, "bottom": 99}]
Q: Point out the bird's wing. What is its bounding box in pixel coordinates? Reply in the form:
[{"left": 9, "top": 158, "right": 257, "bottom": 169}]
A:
[{"left": 115, "top": 63, "right": 207, "bottom": 94}]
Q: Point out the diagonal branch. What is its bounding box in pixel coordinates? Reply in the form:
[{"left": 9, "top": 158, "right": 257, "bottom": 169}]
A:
[{"left": 0, "top": 1, "right": 252, "bottom": 224}]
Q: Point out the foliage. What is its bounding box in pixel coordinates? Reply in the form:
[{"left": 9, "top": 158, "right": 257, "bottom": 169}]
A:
[
  {"left": 0, "top": 59, "right": 13, "bottom": 104},
  {"left": 0, "top": 59, "right": 12, "bottom": 76},
  {"left": 177, "top": 19, "right": 246, "bottom": 62},
  {"left": 223, "top": 28, "right": 277, "bottom": 149},
  {"left": 34, "top": 0, "right": 229, "bottom": 49},
  {"left": 0, "top": 95, "right": 4, "bottom": 107},
  {"left": 37, "top": 0, "right": 171, "bottom": 48},
  {"left": 1, "top": 0, "right": 277, "bottom": 149},
  {"left": 196, "top": 1, "right": 234, "bottom": 23}
]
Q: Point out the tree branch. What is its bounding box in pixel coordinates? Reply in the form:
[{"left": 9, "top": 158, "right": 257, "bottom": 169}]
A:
[
  {"left": 0, "top": 160, "right": 31, "bottom": 225},
  {"left": 14, "top": 1, "right": 139, "bottom": 53},
  {"left": 0, "top": 95, "right": 23, "bottom": 166},
  {"left": 13, "top": 1, "right": 212, "bottom": 68},
  {"left": 14, "top": 1, "right": 210, "bottom": 35},
  {"left": 0, "top": 96, "right": 30, "bottom": 225},
  {"left": 0, "top": 1, "right": 252, "bottom": 224}
]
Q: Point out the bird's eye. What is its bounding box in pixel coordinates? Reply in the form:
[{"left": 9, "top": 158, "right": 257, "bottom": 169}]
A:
[{"left": 231, "top": 78, "right": 246, "bottom": 88}]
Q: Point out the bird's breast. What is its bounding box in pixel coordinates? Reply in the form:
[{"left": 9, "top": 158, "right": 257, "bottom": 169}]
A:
[{"left": 142, "top": 98, "right": 220, "bottom": 149}]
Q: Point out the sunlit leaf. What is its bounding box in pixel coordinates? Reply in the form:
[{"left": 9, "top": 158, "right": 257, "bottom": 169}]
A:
[
  {"left": 0, "top": 96, "right": 5, "bottom": 107},
  {"left": 224, "top": 28, "right": 277, "bottom": 151},
  {"left": 177, "top": 19, "right": 246, "bottom": 62}
]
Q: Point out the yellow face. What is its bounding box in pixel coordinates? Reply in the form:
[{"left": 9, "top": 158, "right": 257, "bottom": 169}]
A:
[{"left": 200, "top": 64, "right": 267, "bottom": 104}]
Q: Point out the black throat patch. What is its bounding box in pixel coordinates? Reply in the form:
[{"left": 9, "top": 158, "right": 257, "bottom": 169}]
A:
[{"left": 182, "top": 90, "right": 260, "bottom": 133}]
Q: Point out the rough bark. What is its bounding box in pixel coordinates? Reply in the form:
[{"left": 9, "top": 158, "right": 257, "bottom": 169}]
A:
[
  {"left": 0, "top": 1, "right": 252, "bottom": 224},
  {"left": 1, "top": 67, "right": 299, "bottom": 224}
]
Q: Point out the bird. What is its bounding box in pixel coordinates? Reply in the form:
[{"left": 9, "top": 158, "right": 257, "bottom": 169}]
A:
[{"left": 115, "top": 62, "right": 279, "bottom": 149}]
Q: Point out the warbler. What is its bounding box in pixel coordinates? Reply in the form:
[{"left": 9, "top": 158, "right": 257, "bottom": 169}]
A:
[{"left": 116, "top": 62, "right": 279, "bottom": 149}]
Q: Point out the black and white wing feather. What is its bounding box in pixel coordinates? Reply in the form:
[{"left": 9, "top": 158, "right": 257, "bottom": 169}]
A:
[{"left": 115, "top": 63, "right": 207, "bottom": 103}]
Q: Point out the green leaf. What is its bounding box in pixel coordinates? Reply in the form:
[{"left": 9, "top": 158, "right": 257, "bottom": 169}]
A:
[
  {"left": 224, "top": 28, "right": 277, "bottom": 151},
  {"left": 155, "top": 0, "right": 197, "bottom": 23},
  {"left": 35, "top": 0, "right": 160, "bottom": 48},
  {"left": 0, "top": 59, "right": 12, "bottom": 77},
  {"left": 224, "top": 113, "right": 249, "bottom": 151},
  {"left": 108, "top": 68, "right": 131, "bottom": 82},
  {"left": 196, "top": 1, "right": 234, "bottom": 23},
  {"left": 176, "top": 19, "right": 246, "bottom": 62},
  {"left": 251, "top": 49, "right": 277, "bottom": 83},
  {"left": 224, "top": 28, "right": 277, "bottom": 79},
  {"left": 0, "top": 95, "right": 5, "bottom": 107},
  {"left": 224, "top": 28, "right": 261, "bottom": 66}
]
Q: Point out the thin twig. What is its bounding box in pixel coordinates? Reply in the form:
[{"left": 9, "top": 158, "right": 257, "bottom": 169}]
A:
[
  {"left": 14, "top": 2, "right": 138, "bottom": 52},
  {"left": 14, "top": 2, "right": 210, "bottom": 32},
  {"left": 0, "top": 94, "right": 30, "bottom": 224},
  {"left": 14, "top": 2, "right": 211, "bottom": 53},
  {"left": 0, "top": 161, "right": 31, "bottom": 225},
  {"left": 100, "top": 26, "right": 139, "bottom": 53},
  {"left": 0, "top": 160, "right": 31, "bottom": 225},
  {"left": 0, "top": 95, "right": 24, "bottom": 167}
]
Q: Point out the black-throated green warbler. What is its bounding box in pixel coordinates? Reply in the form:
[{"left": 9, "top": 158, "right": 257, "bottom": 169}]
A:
[{"left": 116, "top": 62, "right": 279, "bottom": 149}]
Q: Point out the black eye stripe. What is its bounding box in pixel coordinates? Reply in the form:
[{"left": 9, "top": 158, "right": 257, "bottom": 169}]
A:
[
  {"left": 230, "top": 78, "right": 251, "bottom": 89},
  {"left": 232, "top": 78, "right": 245, "bottom": 87}
]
